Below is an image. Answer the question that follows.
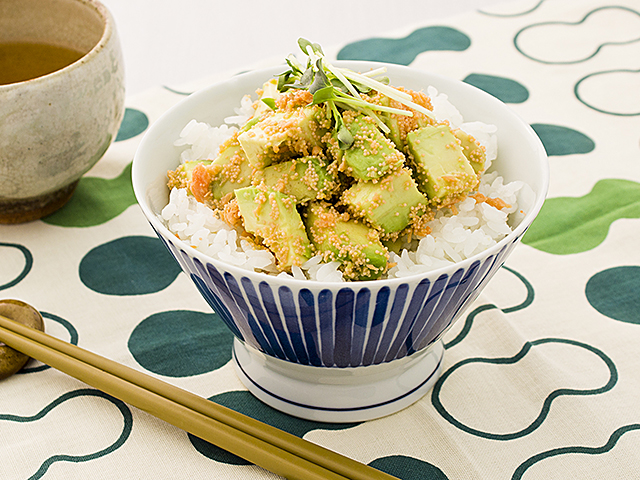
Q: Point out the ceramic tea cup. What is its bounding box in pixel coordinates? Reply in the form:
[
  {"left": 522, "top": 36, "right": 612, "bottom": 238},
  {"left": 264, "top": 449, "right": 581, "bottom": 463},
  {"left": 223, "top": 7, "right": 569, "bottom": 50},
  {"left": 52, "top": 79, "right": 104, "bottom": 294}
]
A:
[{"left": 0, "top": 0, "right": 125, "bottom": 223}]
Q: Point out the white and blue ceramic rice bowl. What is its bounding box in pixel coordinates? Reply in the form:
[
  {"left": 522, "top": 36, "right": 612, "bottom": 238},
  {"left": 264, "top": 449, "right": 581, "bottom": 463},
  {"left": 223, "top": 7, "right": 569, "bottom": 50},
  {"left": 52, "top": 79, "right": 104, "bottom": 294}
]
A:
[{"left": 133, "top": 62, "right": 549, "bottom": 422}]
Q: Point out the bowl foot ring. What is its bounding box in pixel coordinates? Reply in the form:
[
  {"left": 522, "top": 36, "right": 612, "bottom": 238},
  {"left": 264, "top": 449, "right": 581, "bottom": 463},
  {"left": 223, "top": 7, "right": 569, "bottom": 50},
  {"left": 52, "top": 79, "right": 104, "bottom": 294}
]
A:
[
  {"left": 0, "top": 180, "right": 78, "bottom": 224},
  {"left": 232, "top": 338, "right": 444, "bottom": 423}
]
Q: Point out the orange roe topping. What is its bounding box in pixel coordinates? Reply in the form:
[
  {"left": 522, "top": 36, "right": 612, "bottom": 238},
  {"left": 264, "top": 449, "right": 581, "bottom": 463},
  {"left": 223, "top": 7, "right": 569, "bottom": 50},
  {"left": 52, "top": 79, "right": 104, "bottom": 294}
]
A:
[{"left": 472, "top": 193, "right": 511, "bottom": 210}]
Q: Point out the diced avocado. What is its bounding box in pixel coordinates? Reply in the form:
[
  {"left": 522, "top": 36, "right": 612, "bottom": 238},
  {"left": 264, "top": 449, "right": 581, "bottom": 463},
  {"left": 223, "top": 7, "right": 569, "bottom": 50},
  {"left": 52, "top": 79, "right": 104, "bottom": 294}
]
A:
[
  {"left": 341, "top": 167, "right": 429, "bottom": 235},
  {"left": 383, "top": 116, "right": 404, "bottom": 153},
  {"left": 237, "top": 123, "right": 272, "bottom": 167},
  {"left": 375, "top": 96, "right": 402, "bottom": 151},
  {"left": 259, "top": 156, "right": 335, "bottom": 203},
  {"left": 305, "top": 202, "right": 388, "bottom": 281},
  {"left": 235, "top": 186, "right": 312, "bottom": 269},
  {"left": 208, "top": 144, "right": 255, "bottom": 200},
  {"left": 342, "top": 114, "right": 405, "bottom": 181},
  {"left": 324, "top": 132, "right": 343, "bottom": 165},
  {"left": 237, "top": 105, "right": 329, "bottom": 167},
  {"left": 252, "top": 78, "right": 279, "bottom": 119},
  {"left": 406, "top": 124, "right": 479, "bottom": 205},
  {"left": 377, "top": 95, "right": 433, "bottom": 152},
  {"left": 234, "top": 81, "right": 279, "bottom": 134},
  {"left": 454, "top": 129, "right": 486, "bottom": 174}
]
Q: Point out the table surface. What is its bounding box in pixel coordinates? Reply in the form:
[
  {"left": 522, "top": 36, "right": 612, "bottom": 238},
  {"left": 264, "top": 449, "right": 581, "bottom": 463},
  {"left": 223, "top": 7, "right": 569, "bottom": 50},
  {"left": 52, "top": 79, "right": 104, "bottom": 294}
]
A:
[{"left": 2, "top": 0, "right": 640, "bottom": 478}]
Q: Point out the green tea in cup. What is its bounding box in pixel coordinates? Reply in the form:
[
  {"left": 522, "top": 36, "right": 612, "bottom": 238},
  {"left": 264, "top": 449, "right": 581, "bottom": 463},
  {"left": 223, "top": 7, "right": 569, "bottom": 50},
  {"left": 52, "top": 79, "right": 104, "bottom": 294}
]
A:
[{"left": 0, "top": 42, "right": 86, "bottom": 86}]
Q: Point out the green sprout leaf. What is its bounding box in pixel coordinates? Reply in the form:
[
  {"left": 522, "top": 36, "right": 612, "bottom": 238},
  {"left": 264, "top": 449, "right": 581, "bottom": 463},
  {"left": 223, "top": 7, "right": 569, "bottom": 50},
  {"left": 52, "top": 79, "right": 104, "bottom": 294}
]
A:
[
  {"left": 277, "top": 73, "right": 289, "bottom": 91},
  {"left": 297, "top": 67, "right": 314, "bottom": 88},
  {"left": 280, "top": 38, "right": 433, "bottom": 150},
  {"left": 309, "top": 60, "right": 331, "bottom": 94},
  {"left": 337, "top": 124, "right": 354, "bottom": 150},
  {"left": 298, "top": 38, "right": 313, "bottom": 54},
  {"left": 285, "top": 54, "right": 304, "bottom": 74},
  {"left": 311, "top": 86, "right": 337, "bottom": 106},
  {"left": 277, "top": 69, "right": 297, "bottom": 92},
  {"left": 330, "top": 78, "right": 350, "bottom": 95},
  {"left": 298, "top": 38, "right": 323, "bottom": 57}
]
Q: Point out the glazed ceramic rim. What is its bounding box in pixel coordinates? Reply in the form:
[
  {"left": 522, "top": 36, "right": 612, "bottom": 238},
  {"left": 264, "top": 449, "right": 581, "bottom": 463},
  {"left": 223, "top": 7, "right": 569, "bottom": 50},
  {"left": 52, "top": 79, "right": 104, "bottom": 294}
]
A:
[
  {"left": 133, "top": 61, "right": 550, "bottom": 289},
  {"left": 0, "top": 0, "right": 114, "bottom": 91}
]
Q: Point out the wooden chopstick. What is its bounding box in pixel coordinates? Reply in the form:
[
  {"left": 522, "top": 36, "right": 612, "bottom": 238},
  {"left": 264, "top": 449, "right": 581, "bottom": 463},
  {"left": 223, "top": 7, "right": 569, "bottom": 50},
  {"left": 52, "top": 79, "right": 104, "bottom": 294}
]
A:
[{"left": 0, "top": 313, "right": 399, "bottom": 480}]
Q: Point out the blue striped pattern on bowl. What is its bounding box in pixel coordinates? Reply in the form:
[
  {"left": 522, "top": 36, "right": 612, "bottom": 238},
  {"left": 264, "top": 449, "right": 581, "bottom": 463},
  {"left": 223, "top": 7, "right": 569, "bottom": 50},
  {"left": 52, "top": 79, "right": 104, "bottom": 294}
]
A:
[{"left": 157, "top": 228, "right": 521, "bottom": 368}]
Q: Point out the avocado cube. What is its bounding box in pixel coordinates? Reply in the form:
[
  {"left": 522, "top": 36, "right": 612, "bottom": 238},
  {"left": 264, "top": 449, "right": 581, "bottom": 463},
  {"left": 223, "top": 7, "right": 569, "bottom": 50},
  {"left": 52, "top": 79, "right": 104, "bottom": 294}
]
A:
[
  {"left": 406, "top": 124, "right": 478, "bottom": 205},
  {"left": 378, "top": 95, "right": 432, "bottom": 152},
  {"left": 305, "top": 202, "right": 388, "bottom": 281},
  {"left": 259, "top": 156, "right": 335, "bottom": 204},
  {"left": 252, "top": 78, "right": 279, "bottom": 120},
  {"left": 382, "top": 114, "right": 404, "bottom": 153},
  {"left": 341, "top": 167, "right": 429, "bottom": 235},
  {"left": 208, "top": 144, "right": 255, "bottom": 200},
  {"left": 237, "top": 105, "right": 329, "bottom": 167},
  {"left": 454, "top": 128, "right": 486, "bottom": 174},
  {"left": 343, "top": 114, "right": 405, "bottom": 181},
  {"left": 235, "top": 186, "right": 312, "bottom": 269}
]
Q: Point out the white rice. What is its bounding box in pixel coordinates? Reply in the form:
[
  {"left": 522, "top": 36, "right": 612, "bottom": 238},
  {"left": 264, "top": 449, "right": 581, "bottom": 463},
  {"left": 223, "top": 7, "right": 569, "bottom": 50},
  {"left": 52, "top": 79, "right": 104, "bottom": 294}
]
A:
[{"left": 160, "top": 86, "right": 533, "bottom": 282}]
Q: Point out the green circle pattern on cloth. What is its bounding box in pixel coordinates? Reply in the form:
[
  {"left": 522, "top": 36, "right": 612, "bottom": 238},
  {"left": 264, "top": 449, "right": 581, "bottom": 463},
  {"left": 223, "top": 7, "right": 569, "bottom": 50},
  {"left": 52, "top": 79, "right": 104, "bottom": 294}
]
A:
[
  {"left": 79, "top": 236, "right": 182, "bottom": 295},
  {"left": 463, "top": 73, "right": 530, "bottom": 103},
  {"left": 530, "top": 124, "right": 595, "bottom": 156},
  {"left": 336, "top": 26, "right": 471, "bottom": 65},
  {"left": 128, "top": 310, "right": 235, "bottom": 377},
  {"left": 115, "top": 108, "right": 150, "bottom": 142},
  {"left": 585, "top": 266, "right": 640, "bottom": 324},
  {"left": 369, "top": 456, "right": 449, "bottom": 480}
]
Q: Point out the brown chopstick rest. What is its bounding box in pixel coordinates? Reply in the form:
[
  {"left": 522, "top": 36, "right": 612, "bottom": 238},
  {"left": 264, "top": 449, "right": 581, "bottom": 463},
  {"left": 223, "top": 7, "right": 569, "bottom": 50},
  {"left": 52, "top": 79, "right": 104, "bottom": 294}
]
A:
[{"left": 0, "top": 299, "right": 44, "bottom": 379}]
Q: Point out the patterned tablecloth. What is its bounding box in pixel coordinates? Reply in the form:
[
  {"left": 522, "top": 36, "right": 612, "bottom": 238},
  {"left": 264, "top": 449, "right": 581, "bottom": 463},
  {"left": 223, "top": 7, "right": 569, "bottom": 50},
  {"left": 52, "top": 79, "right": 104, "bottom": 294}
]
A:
[{"left": 2, "top": 0, "right": 640, "bottom": 478}]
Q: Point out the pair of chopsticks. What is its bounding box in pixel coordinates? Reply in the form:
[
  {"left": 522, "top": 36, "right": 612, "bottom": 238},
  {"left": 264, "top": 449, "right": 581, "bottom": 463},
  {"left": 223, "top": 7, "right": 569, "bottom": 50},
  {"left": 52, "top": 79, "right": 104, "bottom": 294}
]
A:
[{"left": 0, "top": 313, "right": 399, "bottom": 480}]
